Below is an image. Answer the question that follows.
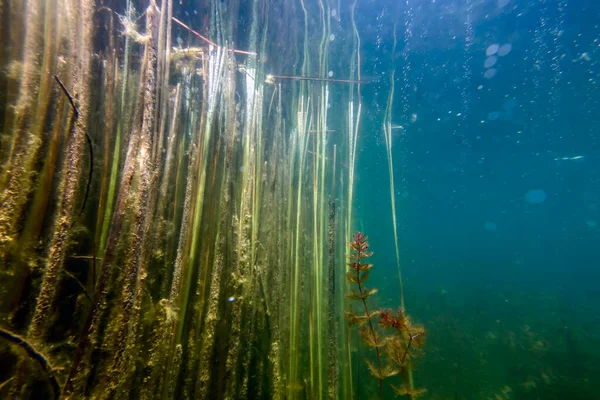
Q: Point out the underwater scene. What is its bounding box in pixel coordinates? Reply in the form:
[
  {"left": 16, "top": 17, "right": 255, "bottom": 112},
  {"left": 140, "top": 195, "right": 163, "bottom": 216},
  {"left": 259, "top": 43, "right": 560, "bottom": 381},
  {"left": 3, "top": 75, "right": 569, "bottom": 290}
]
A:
[{"left": 0, "top": 0, "right": 598, "bottom": 398}]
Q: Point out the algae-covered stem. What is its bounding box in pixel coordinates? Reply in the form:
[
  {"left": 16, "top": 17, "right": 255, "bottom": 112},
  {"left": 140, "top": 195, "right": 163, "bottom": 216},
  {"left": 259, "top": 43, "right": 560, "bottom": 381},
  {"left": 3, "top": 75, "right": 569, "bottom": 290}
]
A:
[
  {"left": 53, "top": 75, "right": 94, "bottom": 221},
  {"left": 63, "top": 1, "right": 160, "bottom": 395},
  {"left": 326, "top": 197, "right": 338, "bottom": 400},
  {"left": 28, "top": 0, "right": 95, "bottom": 342},
  {"left": 102, "top": 0, "right": 161, "bottom": 393},
  {"left": 0, "top": 0, "right": 43, "bottom": 251}
]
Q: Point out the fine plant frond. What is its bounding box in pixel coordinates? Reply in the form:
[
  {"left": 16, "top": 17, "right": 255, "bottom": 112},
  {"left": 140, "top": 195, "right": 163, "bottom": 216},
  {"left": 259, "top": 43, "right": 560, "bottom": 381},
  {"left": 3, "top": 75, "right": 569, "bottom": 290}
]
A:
[
  {"left": 386, "top": 336, "right": 408, "bottom": 366},
  {"left": 345, "top": 311, "right": 369, "bottom": 327},
  {"left": 411, "top": 388, "right": 428, "bottom": 398},
  {"left": 365, "top": 359, "right": 379, "bottom": 377},
  {"left": 357, "top": 263, "right": 373, "bottom": 272},
  {"left": 346, "top": 262, "right": 372, "bottom": 271},
  {"left": 117, "top": 9, "right": 150, "bottom": 44},
  {"left": 381, "top": 364, "right": 400, "bottom": 378},
  {"left": 360, "top": 251, "right": 374, "bottom": 258},
  {"left": 365, "top": 360, "right": 399, "bottom": 380},
  {"left": 345, "top": 290, "right": 363, "bottom": 301},
  {"left": 346, "top": 270, "right": 369, "bottom": 284},
  {"left": 346, "top": 271, "right": 359, "bottom": 284},
  {"left": 345, "top": 287, "right": 377, "bottom": 301},
  {"left": 391, "top": 384, "right": 427, "bottom": 398},
  {"left": 411, "top": 326, "right": 426, "bottom": 349},
  {"left": 360, "top": 269, "right": 370, "bottom": 282},
  {"left": 360, "top": 327, "right": 385, "bottom": 348}
]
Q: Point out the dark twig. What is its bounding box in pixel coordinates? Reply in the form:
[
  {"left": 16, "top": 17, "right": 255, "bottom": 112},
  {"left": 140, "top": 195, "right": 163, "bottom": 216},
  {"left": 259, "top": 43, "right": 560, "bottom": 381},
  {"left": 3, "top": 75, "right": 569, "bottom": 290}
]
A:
[
  {"left": 0, "top": 329, "right": 61, "bottom": 398},
  {"left": 53, "top": 75, "right": 93, "bottom": 220},
  {"left": 53, "top": 75, "right": 78, "bottom": 119}
]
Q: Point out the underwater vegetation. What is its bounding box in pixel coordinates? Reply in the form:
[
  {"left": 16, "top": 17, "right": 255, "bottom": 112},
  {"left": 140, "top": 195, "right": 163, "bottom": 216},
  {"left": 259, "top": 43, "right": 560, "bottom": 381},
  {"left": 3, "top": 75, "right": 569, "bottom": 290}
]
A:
[
  {"left": 0, "top": 0, "right": 420, "bottom": 399},
  {"left": 345, "top": 232, "right": 426, "bottom": 400}
]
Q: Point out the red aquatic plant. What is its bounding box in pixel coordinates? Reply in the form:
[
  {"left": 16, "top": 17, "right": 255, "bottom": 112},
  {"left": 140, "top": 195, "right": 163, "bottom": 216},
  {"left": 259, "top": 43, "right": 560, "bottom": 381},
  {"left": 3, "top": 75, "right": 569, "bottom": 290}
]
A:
[
  {"left": 345, "top": 232, "right": 384, "bottom": 398},
  {"left": 345, "top": 232, "right": 427, "bottom": 399},
  {"left": 380, "top": 309, "right": 426, "bottom": 398}
]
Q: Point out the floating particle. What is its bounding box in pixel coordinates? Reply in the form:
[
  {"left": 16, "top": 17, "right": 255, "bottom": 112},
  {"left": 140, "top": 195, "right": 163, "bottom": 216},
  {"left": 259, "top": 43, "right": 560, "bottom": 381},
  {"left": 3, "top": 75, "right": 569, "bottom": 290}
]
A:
[
  {"left": 477, "top": 85, "right": 484, "bottom": 90},
  {"left": 486, "top": 44, "right": 500, "bottom": 56},
  {"left": 484, "top": 221, "right": 497, "bottom": 232},
  {"left": 329, "top": 33, "right": 335, "bottom": 41},
  {"left": 484, "top": 56, "right": 498, "bottom": 68},
  {"left": 228, "top": 296, "right": 235, "bottom": 302},
  {"left": 497, "top": 0, "right": 510, "bottom": 8},
  {"left": 525, "top": 189, "right": 547, "bottom": 204},
  {"left": 331, "top": 9, "right": 337, "bottom": 18},
  {"left": 498, "top": 44, "right": 512, "bottom": 56},
  {"left": 484, "top": 68, "right": 497, "bottom": 79},
  {"left": 328, "top": 70, "right": 334, "bottom": 77}
]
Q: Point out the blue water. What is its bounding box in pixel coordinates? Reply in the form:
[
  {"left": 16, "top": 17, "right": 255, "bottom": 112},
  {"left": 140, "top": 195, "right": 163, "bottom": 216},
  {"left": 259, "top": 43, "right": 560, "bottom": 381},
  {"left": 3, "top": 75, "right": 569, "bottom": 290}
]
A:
[{"left": 347, "top": 0, "right": 599, "bottom": 397}]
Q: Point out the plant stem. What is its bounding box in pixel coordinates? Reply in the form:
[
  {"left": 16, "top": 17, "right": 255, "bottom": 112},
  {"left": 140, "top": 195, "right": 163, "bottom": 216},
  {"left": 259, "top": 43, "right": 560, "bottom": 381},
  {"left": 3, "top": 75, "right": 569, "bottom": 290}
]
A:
[{"left": 355, "top": 247, "right": 383, "bottom": 400}]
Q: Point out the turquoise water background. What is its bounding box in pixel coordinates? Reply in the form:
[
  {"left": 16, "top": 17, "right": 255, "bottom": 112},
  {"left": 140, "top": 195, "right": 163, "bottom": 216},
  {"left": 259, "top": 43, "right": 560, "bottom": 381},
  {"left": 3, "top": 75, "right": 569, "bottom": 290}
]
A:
[{"left": 342, "top": 0, "right": 599, "bottom": 397}]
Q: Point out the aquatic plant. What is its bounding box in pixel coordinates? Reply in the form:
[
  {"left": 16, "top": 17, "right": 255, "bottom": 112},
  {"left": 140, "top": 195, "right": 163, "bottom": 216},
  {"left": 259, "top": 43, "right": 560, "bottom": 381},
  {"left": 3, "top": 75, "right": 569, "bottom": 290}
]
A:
[
  {"left": 382, "top": 9, "right": 406, "bottom": 312},
  {"left": 380, "top": 310, "right": 427, "bottom": 398},
  {"left": 345, "top": 232, "right": 426, "bottom": 399},
  {"left": 0, "top": 0, "right": 377, "bottom": 398}
]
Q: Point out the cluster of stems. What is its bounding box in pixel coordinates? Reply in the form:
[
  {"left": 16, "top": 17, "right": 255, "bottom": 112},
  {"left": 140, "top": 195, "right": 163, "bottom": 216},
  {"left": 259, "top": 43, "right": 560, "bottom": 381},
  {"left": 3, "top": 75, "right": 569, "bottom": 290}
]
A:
[{"left": 0, "top": 0, "right": 387, "bottom": 399}]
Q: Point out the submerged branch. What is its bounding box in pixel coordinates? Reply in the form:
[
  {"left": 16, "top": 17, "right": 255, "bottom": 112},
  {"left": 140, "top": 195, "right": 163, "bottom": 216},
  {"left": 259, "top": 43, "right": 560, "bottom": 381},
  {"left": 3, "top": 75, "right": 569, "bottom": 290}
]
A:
[
  {"left": 0, "top": 329, "right": 60, "bottom": 397},
  {"left": 53, "top": 75, "right": 93, "bottom": 220},
  {"left": 266, "top": 74, "right": 369, "bottom": 84},
  {"left": 171, "top": 17, "right": 257, "bottom": 56}
]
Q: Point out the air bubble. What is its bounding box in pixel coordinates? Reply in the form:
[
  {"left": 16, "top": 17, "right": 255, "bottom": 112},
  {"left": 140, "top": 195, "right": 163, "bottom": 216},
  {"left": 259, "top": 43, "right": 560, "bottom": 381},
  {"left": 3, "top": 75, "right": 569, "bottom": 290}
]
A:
[
  {"left": 484, "top": 56, "right": 498, "bottom": 68},
  {"left": 484, "top": 69, "right": 497, "bottom": 79},
  {"left": 486, "top": 44, "right": 499, "bottom": 57},
  {"left": 498, "top": 44, "right": 512, "bottom": 56}
]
